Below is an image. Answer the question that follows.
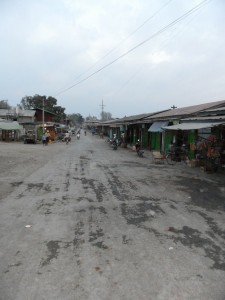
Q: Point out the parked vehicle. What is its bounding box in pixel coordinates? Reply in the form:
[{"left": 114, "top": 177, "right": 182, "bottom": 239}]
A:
[
  {"left": 166, "top": 144, "right": 188, "bottom": 165},
  {"left": 107, "top": 136, "right": 121, "bottom": 148},
  {"left": 107, "top": 137, "right": 118, "bottom": 150},
  {"left": 24, "top": 130, "right": 37, "bottom": 144}
]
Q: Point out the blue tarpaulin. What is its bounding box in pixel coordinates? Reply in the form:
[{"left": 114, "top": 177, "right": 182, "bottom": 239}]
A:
[{"left": 148, "top": 121, "right": 169, "bottom": 132}]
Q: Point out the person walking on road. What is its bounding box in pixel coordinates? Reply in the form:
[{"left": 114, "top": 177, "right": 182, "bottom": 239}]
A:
[
  {"left": 65, "top": 131, "right": 70, "bottom": 144},
  {"left": 45, "top": 131, "right": 50, "bottom": 145},
  {"left": 42, "top": 133, "right": 46, "bottom": 146}
]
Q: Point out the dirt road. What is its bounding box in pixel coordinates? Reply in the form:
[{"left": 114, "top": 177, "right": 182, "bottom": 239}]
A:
[{"left": 0, "top": 134, "right": 225, "bottom": 300}]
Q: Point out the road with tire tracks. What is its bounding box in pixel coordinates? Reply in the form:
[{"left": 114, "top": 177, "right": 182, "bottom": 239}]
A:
[{"left": 0, "top": 132, "right": 225, "bottom": 300}]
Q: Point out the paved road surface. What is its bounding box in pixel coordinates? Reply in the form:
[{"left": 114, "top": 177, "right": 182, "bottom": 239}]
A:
[{"left": 0, "top": 133, "right": 225, "bottom": 300}]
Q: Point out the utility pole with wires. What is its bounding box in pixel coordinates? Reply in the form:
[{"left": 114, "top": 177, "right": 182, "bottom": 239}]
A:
[
  {"left": 42, "top": 98, "right": 45, "bottom": 134},
  {"left": 100, "top": 99, "right": 105, "bottom": 120}
]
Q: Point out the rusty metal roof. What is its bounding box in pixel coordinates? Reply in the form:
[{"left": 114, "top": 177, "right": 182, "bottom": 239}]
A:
[
  {"left": 89, "top": 100, "right": 225, "bottom": 127},
  {"left": 100, "top": 110, "right": 169, "bottom": 126},
  {"left": 181, "top": 115, "right": 225, "bottom": 121},
  {"left": 143, "top": 100, "right": 225, "bottom": 121}
]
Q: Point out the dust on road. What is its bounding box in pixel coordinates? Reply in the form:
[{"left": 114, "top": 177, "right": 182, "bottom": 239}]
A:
[{"left": 0, "top": 136, "right": 225, "bottom": 300}]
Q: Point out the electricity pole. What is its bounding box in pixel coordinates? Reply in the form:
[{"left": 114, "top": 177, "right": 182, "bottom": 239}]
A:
[
  {"left": 100, "top": 99, "right": 105, "bottom": 120},
  {"left": 42, "top": 98, "right": 45, "bottom": 134}
]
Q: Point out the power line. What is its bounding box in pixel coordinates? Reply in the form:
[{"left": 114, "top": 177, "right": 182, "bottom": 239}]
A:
[
  {"left": 54, "top": 0, "right": 174, "bottom": 95},
  {"left": 55, "top": 0, "right": 211, "bottom": 96},
  {"left": 108, "top": 4, "right": 206, "bottom": 100}
]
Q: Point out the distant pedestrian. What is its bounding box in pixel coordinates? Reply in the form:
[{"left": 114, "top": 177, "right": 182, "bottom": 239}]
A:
[
  {"left": 42, "top": 133, "right": 46, "bottom": 146},
  {"left": 45, "top": 131, "right": 50, "bottom": 145},
  {"left": 65, "top": 131, "right": 70, "bottom": 144},
  {"left": 135, "top": 139, "right": 141, "bottom": 152}
]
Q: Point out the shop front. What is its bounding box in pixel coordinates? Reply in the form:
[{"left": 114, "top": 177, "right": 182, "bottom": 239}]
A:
[
  {"left": 163, "top": 122, "right": 225, "bottom": 172},
  {"left": 0, "top": 121, "right": 23, "bottom": 141},
  {"left": 148, "top": 121, "right": 169, "bottom": 151}
]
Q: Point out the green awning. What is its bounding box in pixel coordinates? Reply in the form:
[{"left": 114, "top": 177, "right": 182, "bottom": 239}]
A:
[{"left": 0, "top": 122, "right": 23, "bottom": 130}]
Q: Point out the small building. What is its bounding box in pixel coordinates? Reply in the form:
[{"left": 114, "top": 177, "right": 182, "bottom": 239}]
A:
[{"left": 0, "top": 121, "right": 23, "bottom": 141}]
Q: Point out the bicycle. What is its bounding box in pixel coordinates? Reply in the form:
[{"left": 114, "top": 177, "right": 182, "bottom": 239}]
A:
[{"left": 166, "top": 145, "right": 188, "bottom": 165}]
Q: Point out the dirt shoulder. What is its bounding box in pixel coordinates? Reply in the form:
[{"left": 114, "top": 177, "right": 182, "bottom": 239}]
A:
[{"left": 0, "top": 141, "right": 61, "bottom": 200}]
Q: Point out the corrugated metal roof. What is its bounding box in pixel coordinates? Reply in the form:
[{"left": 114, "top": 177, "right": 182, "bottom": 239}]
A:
[
  {"left": 0, "top": 109, "right": 35, "bottom": 117},
  {"left": 117, "top": 113, "right": 156, "bottom": 122},
  {"left": 101, "top": 114, "right": 152, "bottom": 124},
  {"left": 0, "top": 121, "right": 23, "bottom": 130},
  {"left": 0, "top": 109, "right": 16, "bottom": 116},
  {"left": 181, "top": 115, "right": 225, "bottom": 121},
  {"left": 143, "top": 100, "right": 225, "bottom": 121},
  {"left": 163, "top": 122, "right": 225, "bottom": 131},
  {"left": 200, "top": 106, "right": 225, "bottom": 113},
  {"left": 100, "top": 110, "right": 169, "bottom": 126},
  {"left": 18, "top": 110, "right": 36, "bottom": 117}
]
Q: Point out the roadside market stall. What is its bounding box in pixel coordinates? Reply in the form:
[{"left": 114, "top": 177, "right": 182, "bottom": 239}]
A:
[
  {"left": 162, "top": 121, "right": 225, "bottom": 172},
  {"left": 0, "top": 121, "right": 23, "bottom": 142}
]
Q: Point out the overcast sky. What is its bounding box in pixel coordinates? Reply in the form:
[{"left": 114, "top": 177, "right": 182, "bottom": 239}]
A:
[{"left": 0, "top": 0, "right": 224, "bottom": 118}]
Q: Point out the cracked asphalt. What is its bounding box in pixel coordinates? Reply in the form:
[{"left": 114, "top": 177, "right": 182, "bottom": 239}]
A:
[{"left": 0, "top": 132, "right": 225, "bottom": 300}]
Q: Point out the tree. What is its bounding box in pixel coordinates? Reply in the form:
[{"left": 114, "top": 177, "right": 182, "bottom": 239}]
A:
[
  {"left": 20, "top": 94, "right": 57, "bottom": 111},
  {"left": 0, "top": 100, "right": 10, "bottom": 109},
  {"left": 67, "top": 113, "right": 84, "bottom": 126},
  {"left": 52, "top": 106, "right": 66, "bottom": 123},
  {"left": 100, "top": 111, "right": 112, "bottom": 121},
  {"left": 86, "top": 115, "right": 98, "bottom": 121},
  {"left": 20, "top": 94, "right": 66, "bottom": 123}
]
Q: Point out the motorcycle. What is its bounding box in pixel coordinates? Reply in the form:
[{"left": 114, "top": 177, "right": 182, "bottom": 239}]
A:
[
  {"left": 77, "top": 133, "right": 80, "bottom": 140},
  {"left": 108, "top": 137, "right": 120, "bottom": 148},
  {"left": 108, "top": 138, "right": 117, "bottom": 150},
  {"left": 135, "top": 140, "right": 144, "bottom": 157},
  {"left": 112, "top": 140, "right": 117, "bottom": 150}
]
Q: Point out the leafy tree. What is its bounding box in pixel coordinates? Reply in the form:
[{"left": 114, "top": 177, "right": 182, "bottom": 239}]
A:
[
  {"left": 67, "top": 113, "right": 84, "bottom": 126},
  {"left": 85, "top": 115, "right": 98, "bottom": 121},
  {"left": 52, "top": 106, "right": 66, "bottom": 123},
  {"left": 20, "top": 94, "right": 57, "bottom": 111},
  {"left": 100, "top": 111, "right": 112, "bottom": 121},
  {"left": 0, "top": 100, "right": 10, "bottom": 109},
  {"left": 20, "top": 94, "right": 66, "bottom": 123}
]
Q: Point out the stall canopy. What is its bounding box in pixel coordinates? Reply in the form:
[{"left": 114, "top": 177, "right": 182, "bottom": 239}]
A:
[
  {"left": 148, "top": 121, "right": 169, "bottom": 132},
  {"left": 162, "top": 122, "right": 225, "bottom": 131},
  {"left": 0, "top": 122, "right": 23, "bottom": 130}
]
